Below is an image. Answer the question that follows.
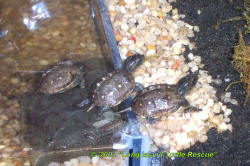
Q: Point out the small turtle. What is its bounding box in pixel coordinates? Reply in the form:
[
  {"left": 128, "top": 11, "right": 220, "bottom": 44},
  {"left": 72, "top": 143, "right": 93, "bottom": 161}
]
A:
[
  {"left": 38, "top": 60, "right": 86, "bottom": 94},
  {"left": 81, "top": 53, "right": 145, "bottom": 112},
  {"left": 129, "top": 73, "right": 198, "bottom": 121}
]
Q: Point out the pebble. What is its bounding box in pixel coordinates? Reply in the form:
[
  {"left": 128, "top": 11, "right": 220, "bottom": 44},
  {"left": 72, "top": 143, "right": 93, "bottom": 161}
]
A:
[
  {"left": 106, "top": 0, "right": 234, "bottom": 154},
  {"left": 39, "top": 59, "right": 49, "bottom": 66},
  {"left": 10, "top": 78, "right": 20, "bottom": 84},
  {"left": 207, "top": 98, "right": 214, "bottom": 107},
  {"left": 172, "top": 42, "right": 182, "bottom": 55},
  {"left": 121, "top": 23, "right": 129, "bottom": 31},
  {"left": 188, "top": 53, "right": 194, "bottom": 60},
  {"left": 197, "top": 9, "right": 201, "bottom": 15}
]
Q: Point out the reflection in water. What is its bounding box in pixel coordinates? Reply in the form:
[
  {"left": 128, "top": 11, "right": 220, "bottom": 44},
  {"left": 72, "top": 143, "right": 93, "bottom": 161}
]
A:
[
  {"left": 23, "top": 1, "right": 51, "bottom": 30},
  {"left": 0, "top": 30, "right": 8, "bottom": 38}
]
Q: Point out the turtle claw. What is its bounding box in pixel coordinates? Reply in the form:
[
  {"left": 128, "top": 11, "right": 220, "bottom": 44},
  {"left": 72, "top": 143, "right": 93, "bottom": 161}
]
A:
[
  {"left": 117, "top": 107, "right": 131, "bottom": 114},
  {"left": 86, "top": 104, "right": 95, "bottom": 112},
  {"left": 77, "top": 99, "right": 90, "bottom": 108}
]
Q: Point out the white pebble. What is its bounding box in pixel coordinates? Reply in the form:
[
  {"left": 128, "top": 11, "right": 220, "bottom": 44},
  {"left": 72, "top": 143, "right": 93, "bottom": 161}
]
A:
[
  {"left": 70, "top": 158, "right": 79, "bottom": 164},
  {"left": 191, "top": 65, "right": 198, "bottom": 72},
  {"left": 125, "top": 0, "right": 135, "bottom": 5},
  {"left": 224, "top": 109, "right": 232, "bottom": 117},
  {"left": 207, "top": 98, "right": 214, "bottom": 107},
  {"left": 146, "top": 49, "right": 156, "bottom": 56},
  {"left": 194, "top": 26, "right": 200, "bottom": 32},
  {"left": 155, "top": 129, "right": 164, "bottom": 137},
  {"left": 188, "top": 53, "right": 194, "bottom": 60},
  {"left": 48, "top": 162, "right": 60, "bottom": 166},
  {"left": 162, "top": 135, "right": 170, "bottom": 145},
  {"left": 172, "top": 42, "right": 182, "bottom": 54},
  {"left": 78, "top": 156, "right": 91, "bottom": 163},
  {"left": 64, "top": 161, "right": 72, "bottom": 166},
  {"left": 121, "top": 23, "right": 129, "bottom": 31},
  {"left": 225, "top": 92, "right": 231, "bottom": 98},
  {"left": 199, "top": 111, "right": 209, "bottom": 120},
  {"left": 160, "top": 60, "right": 167, "bottom": 66},
  {"left": 91, "top": 156, "right": 99, "bottom": 164},
  {"left": 225, "top": 78, "right": 230, "bottom": 82},
  {"left": 231, "top": 99, "right": 238, "bottom": 105},
  {"left": 218, "top": 122, "right": 228, "bottom": 131}
]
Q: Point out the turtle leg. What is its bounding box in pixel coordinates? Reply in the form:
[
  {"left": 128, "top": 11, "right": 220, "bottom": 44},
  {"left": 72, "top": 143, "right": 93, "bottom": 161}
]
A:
[
  {"left": 76, "top": 99, "right": 96, "bottom": 112},
  {"left": 178, "top": 98, "right": 190, "bottom": 108},
  {"left": 77, "top": 98, "right": 90, "bottom": 107}
]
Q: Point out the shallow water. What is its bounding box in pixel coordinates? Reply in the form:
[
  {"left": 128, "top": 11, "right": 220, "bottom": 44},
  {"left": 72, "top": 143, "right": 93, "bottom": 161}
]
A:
[
  {"left": 0, "top": 0, "right": 104, "bottom": 98},
  {"left": 0, "top": 0, "right": 117, "bottom": 164}
]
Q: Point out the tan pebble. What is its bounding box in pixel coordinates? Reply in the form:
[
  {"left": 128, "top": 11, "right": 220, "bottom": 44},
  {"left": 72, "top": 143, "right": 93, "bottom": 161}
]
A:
[
  {"left": 181, "top": 64, "right": 189, "bottom": 72},
  {"left": 115, "top": 35, "right": 123, "bottom": 42},
  {"left": 120, "top": 0, "right": 126, "bottom": 5},
  {"left": 165, "top": 5, "right": 172, "bottom": 13},
  {"left": 213, "top": 103, "right": 221, "bottom": 113},
  {"left": 11, "top": 78, "right": 20, "bottom": 84},
  {"left": 23, "top": 161, "right": 31, "bottom": 166},
  {"left": 218, "top": 122, "right": 228, "bottom": 132},
  {"left": 62, "top": 20, "right": 69, "bottom": 26},
  {"left": 129, "top": 27, "right": 137, "bottom": 34},
  {"left": 157, "top": 10, "right": 163, "bottom": 19},
  {"left": 126, "top": 51, "right": 134, "bottom": 57},
  {"left": 144, "top": 61, "right": 151, "bottom": 67},
  {"left": 13, "top": 160, "right": 24, "bottom": 166},
  {"left": 52, "top": 31, "right": 60, "bottom": 37},
  {"left": 147, "top": 45, "right": 156, "bottom": 50},
  {"left": 199, "top": 135, "right": 208, "bottom": 143},
  {"left": 187, "top": 131, "right": 198, "bottom": 138},
  {"left": 210, "top": 116, "right": 221, "bottom": 125},
  {"left": 172, "top": 8, "right": 178, "bottom": 15},
  {"left": 109, "top": 10, "right": 117, "bottom": 17},
  {"left": 39, "top": 60, "right": 49, "bottom": 66},
  {"left": 224, "top": 117, "right": 230, "bottom": 123}
]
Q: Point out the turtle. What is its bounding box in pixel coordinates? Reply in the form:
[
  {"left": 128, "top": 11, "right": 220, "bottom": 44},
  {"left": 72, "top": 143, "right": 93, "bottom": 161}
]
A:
[
  {"left": 125, "top": 72, "right": 199, "bottom": 121},
  {"left": 79, "top": 53, "right": 145, "bottom": 112},
  {"left": 38, "top": 60, "right": 86, "bottom": 94}
]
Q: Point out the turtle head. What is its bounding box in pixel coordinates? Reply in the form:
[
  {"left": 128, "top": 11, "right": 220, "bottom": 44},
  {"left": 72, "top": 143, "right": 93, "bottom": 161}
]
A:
[
  {"left": 124, "top": 53, "right": 145, "bottom": 73},
  {"left": 177, "top": 72, "right": 198, "bottom": 97}
]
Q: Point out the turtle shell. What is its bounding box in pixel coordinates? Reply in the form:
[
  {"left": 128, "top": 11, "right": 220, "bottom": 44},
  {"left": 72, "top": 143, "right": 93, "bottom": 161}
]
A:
[
  {"left": 39, "top": 64, "right": 82, "bottom": 94},
  {"left": 131, "top": 84, "right": 181, "bottom": 118},
  {"left": 91, "top": 70, "right": 135, "bottom": 107}
]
